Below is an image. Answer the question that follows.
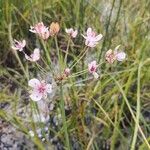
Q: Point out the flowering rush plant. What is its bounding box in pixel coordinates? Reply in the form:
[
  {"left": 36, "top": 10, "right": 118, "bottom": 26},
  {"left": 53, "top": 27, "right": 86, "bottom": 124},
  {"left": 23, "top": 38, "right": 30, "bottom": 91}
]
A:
[
  {"left": 11, "top": 21, "right": 126, "bottom": 109},
  {"left": 11, "top": 21, "right": 127, "bottom": 146}
]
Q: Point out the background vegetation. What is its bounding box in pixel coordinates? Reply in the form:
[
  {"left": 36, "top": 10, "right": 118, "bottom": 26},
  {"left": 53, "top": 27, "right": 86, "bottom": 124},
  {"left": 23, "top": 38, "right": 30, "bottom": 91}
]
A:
[{"left": 0, "top": 0, "right": 150, "bottom": 149}]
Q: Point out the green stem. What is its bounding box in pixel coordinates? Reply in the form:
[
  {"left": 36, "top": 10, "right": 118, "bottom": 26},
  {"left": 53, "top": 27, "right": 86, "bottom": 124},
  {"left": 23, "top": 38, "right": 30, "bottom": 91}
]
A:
[
  {"left": 70, "top": 47, "right": 89, "bottom": 70},
  {"left": 8, "top": 23, "right": 29, "bottom": 80},
  {"left": 41, "top": 40, "right": 51, "bottom": 65},
  {"left": 55, "top": 36, "right": 63, "bottom": 72},
  {"left": 64, "top": 38, "right": 71, "bottom": 66},
  {"left": 98, "top": 0, "right": 116, "bottom": 63},
  {"left": 60, "top": 82, "right": 70, "bottom": 149},
  {"left": 112, "top": 76, "right": 150, "bottom": 149},
  {"left": 108, "top": 0, "right": 123, "bottom": 49},
  {"left": 131, "top": 63, "right": 142, "bottom": 150},
  {"left": 93, "top": 99, "right": 126, "bottom": 141}
]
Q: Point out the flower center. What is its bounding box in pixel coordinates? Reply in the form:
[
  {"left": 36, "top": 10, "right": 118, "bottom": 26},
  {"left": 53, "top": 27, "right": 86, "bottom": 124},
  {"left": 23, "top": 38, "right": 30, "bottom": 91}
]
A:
[
  {"left": 38, "top": 85, "right": 46, "bottom": 94},
  {"left": 90, "top": 66, "right": 96, "bottom": 72},
  {"left": 91, "top": 32, "right": 96, "bottom": 37}
]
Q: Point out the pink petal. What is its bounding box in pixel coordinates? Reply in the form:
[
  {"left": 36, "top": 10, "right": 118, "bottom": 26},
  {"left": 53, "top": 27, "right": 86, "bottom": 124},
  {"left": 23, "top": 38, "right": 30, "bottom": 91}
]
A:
[
  {"left": 116, "top": 52, "right": 126, "bottom": 61},
  {"left": 25, "top": 48, "right": 40, "bottom": 62},
  {"left": 88, "top": 60, "right": 97, "bottom": 73}
]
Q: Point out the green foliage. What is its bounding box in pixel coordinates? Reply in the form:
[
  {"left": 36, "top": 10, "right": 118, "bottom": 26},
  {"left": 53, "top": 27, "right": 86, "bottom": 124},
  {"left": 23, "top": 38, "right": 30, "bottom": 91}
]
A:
[{"left": 0, "top": 0, "right": 150, "bottom": 150}]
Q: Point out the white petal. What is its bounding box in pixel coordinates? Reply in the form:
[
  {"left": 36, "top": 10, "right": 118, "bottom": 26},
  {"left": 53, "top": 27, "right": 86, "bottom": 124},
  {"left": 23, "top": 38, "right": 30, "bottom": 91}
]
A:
[
  {"left": 28, "top": 78, "right": 40, "bottom": 87},
  {"left": 33, "top": 48, "right": 40, "bottom": 55},
  {"left": 85, "top": 39, "right": 90, "bottom": 46},
  {"left": 116, "top": 52, "right": 126, "bottom": 61},
  {"left": 18, "top": 48, "right": 23, "bottom": 52},
  {"left": 33, "top": 48, "right": 40, "bottom": 61},
  {"left": 11, "top": 46, "right": 19, "bottom": 50},
  {"left": 87, "top": 28, "right": 92, "bottom": 36},
  {"left": 65, "top": 29, "right": 69, "bottom": 33},
  {"left": 93, "top": 72, "right": 99, "bottom": 79},
  {"left": 114, "top": 45, "right": 121, "bottom": 52},
  {"left": 29, "top": 26, "right": 36, "bottom": 33},
  {"left": 46, "top": 84, "right": 52, "bottom": 93},
  {"left": 65, "top": 28, "right": 72, "bottom": 34},
  {"left": 25, "top": 54, "right": 31, "bottom": 61},
  {"left": 30, "top": 91, "right": 43, "bottom": 101},
  {"left": 65, "top": 28, "right": 68, "bottom": 33},
  {"left": 72, "top": 30, "right": 78, "bottom": 38},
  {"left": 95, "top": 34, "right": 103, "bottom": 41},
  {"left": 81, "top": 34, "right": 87, "bottom": 39},
  {"left": 22, "top": 40, "right": 26, "bottom": 47}
]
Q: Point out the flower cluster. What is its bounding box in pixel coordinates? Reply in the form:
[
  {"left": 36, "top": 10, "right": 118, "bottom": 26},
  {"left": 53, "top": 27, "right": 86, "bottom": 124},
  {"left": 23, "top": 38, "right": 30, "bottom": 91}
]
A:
[
  {"left": 11, "top": 39, "right": 26, "bottom": 51},
  {"left": 29, "top": 22, "right": 60, "bottom": 39},
  {"left": 105, "top": 45, "right": 126, "bottom": 64},
  {"left": 65, "top": 28, "right": 78, "bottom": 38},
  {"left": 11, "top": 21, "right": 126, "bottom": 102},
  {"left": 11, "top": 39, "right": 40, "bottom": 62},
  {"left": 29, "top": 22, "right": 50, "bottom": 40}
]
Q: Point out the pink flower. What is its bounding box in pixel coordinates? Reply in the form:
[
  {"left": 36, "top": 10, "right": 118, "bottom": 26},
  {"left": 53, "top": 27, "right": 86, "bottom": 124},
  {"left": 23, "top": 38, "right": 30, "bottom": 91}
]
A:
[
  {"left": 65, "top": 28, "right": 78, "bottom": 38},
  {"left": 105, "top": 45, "right": 126, "bottom": 64},
  {"left": 64, "top": 68, "right": 70, "bottom": 77},
  {"left": 25, "top": 48, "right": 40, "bottom": 62},
  {"left": 11, "top": 39, "right": 26, "bottom": 51},
  {"left": 88, "top": 61, "right": 99, "bottom": 79},
  {"left": 29, "top": 22, "right": 50, "bottom": 40},
  {"left": 82, "top": 28, "right": 103, "bottom": 47},
  {"left": 115, "top": 52, "right": 126, "bottom": 61},
  {"left": 28, "top": 78, "right": 52, "bottom": 101}
]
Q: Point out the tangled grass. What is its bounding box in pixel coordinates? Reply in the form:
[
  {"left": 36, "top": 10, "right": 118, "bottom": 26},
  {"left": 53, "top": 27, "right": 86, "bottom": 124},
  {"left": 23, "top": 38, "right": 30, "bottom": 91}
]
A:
[{"left": 0, "top": 0, "right": 150, "bottom": 149}]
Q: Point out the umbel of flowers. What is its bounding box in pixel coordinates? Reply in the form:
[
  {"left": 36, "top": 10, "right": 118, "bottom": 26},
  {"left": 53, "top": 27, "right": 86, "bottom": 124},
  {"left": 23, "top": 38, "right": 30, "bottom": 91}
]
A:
[{"left": 11, "top": 21, "right": 126, "bottom": 101}]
